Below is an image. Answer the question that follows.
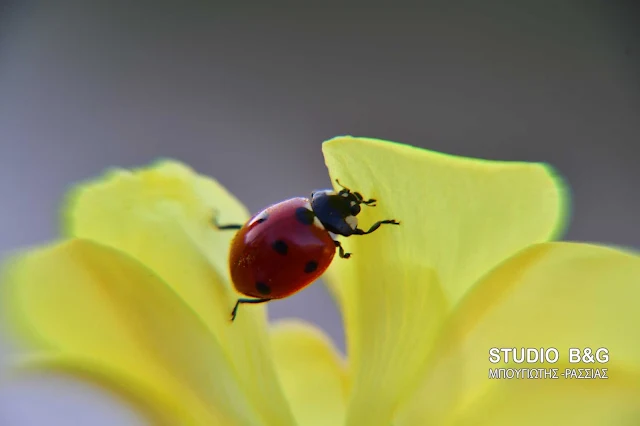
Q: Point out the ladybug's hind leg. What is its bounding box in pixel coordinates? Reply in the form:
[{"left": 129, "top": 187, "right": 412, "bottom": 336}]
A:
[
  {"left": 230, "top": 298, "right": 270, "bottom": 322},
  {"left": 212, "top": 210, "right": 243, "bottom": 231},
  {"left": 215, "top": 223, "right": 243, "bottom": 231}
]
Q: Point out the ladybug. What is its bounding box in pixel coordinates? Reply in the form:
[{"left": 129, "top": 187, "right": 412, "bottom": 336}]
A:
[{"left": 214, "top": 180, "right": 400, "bottom": 321}]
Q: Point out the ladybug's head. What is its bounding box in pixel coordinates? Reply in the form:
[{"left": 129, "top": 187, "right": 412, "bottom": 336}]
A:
[{"left": 309, "top": 179, "right": 377, "bottom": 236}]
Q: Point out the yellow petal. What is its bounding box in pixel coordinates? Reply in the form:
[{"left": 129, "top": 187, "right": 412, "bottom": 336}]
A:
[
  {"left": 62, "top": 160, "right": 296, "bottom": 426},
  {"left": 1, "top": 239, "right": 263, "bottom": 426},
  {"left": 63, "top": 160, "right": 252, "bottom": 326},
  {"left": 449, "top": 371, "right": 640, "bottom": 426},
  {"left": 321, "top": 136, "right": 568, "bottom": 425},
  {"left": 396, "top": 242, "right": 640, "bottom": 425},
  {"left": 270, "top": 320, "right": 348, "bottom": 426}
]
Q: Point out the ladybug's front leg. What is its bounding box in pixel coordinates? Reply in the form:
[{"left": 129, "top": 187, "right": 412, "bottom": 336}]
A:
[
  {"left": 354, "top": 219, "right": 400, "bottom": 235},
  {"left": 334, "top": 240, "right": 352, "bottom": 259}
]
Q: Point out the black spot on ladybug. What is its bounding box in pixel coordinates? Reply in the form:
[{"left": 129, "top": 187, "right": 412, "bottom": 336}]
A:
[
  {"left": 272, "top": 240, "right": 288, "bottom": 255},
  {"left": 295, "top": 207, "right": 315, "bottom": 225},
  {"left": 256, "top": 282, "right": 271, "bottom": 295},
  {"left": 304, "top": 260, "right": 318, "bottom": 273}
]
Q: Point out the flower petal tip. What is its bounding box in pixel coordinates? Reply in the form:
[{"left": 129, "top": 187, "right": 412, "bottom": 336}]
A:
[
  {"left": 322, "top": 136, "right": 572, "bottom": 240},
  {"left": 58, "top": 159, "right": 203, "bottom": 234},
  {"left": 538, "top": 162, "right": 572, "bottom": 240}
]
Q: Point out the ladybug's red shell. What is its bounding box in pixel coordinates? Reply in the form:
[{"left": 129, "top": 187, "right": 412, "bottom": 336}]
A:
[{"left": 228, "top": 197, "right": 336, "bottom": 299}]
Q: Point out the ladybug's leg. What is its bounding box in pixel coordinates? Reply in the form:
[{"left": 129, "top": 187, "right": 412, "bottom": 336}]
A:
[
  {"left": 215, "top": 223, "right": 243, "bottom": 231},
  {"left": 334, "top": 240, "right": 352, "bottom": 259},
  {"left": 212, "top": 210, "right": 243, "bottom": 231},
  {"left": 354, "top": 219, "right": 400, "bottom": 235},
  {"left": 230, "top": 298, "right": 270, "bottom": 321}
]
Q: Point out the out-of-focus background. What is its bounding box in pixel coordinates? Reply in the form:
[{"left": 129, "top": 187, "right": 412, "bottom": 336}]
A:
[{"left": 0, "top": 1, "right": 638, "bottom": 424}]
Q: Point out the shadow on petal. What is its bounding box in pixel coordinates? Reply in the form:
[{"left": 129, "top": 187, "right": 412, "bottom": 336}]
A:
[
  {"left": 1, "top": 239, "right": 270, "bottom": 426},
  {"left": 396, "top": 242, "right": 640, "bottom": 426},
  {"left": 322, "top": 136, "right": 568, "bottom": 425},
  {"left": 270, "top": 320, "right": 348, "bottom": 426},
  {"left": 61, "top": 160, "right": 296, "bottom": 425}
]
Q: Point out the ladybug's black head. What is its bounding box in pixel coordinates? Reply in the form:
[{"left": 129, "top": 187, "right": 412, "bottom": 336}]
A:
[{"left": 310, "top": 179, "right": 377, "bottom": 236}]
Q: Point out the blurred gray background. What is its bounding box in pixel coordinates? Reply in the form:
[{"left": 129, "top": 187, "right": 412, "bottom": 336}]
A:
[{"left": 0, "top": 1, "right": 638, "bottom": 424}]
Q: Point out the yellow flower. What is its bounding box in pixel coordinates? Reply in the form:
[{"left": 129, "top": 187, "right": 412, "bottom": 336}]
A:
[{"left": 2, "top": 136, "right": 640, "bottom": 426}]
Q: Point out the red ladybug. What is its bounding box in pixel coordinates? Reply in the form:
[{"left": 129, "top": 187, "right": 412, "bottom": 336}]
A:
[{"left": 214, "top": 180, "right": 400, "bottom": 321}]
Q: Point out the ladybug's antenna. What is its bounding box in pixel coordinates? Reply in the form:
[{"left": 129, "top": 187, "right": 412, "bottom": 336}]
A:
[
  {"left": 335, "top": 178, "right": 350, "bottom": 192},
  {"left": 335, "top": 179, "right": 377, "bottom": 207}
]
